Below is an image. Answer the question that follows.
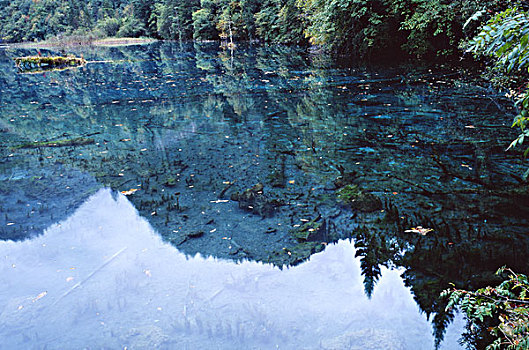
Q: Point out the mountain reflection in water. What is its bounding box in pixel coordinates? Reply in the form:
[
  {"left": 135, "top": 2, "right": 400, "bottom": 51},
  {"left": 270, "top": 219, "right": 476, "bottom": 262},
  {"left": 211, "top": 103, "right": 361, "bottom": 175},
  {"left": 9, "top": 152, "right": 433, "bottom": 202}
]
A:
[{"left": 0, "top": 189, "right": 463, "bottom": 349}]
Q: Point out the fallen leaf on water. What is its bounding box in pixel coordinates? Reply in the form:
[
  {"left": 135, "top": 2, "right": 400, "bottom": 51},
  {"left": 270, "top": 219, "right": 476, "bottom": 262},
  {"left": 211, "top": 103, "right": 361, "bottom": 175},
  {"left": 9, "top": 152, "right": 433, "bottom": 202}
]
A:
[
  {"left": 405, "top": 226, "right": 433, "bottom": 235},
  {"left": 121, "top": 188, "right": 139, "bottom": 196}
]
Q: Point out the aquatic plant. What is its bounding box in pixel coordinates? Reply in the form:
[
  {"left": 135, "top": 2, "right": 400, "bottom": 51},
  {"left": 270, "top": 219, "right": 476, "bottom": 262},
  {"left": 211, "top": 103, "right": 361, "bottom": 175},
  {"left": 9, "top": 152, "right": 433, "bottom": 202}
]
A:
[
  {"left": 336, "top": 184, "right": 361, "bottom": 204},
  {"left": 14, "top": 55, "right": 87, "bottom": 72}
]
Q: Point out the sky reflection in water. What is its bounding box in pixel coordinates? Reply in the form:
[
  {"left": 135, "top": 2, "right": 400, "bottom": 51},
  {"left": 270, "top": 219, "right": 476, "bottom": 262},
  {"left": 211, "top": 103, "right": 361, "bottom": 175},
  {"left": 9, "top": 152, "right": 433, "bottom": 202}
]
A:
[{"left": 0, "top": 189, "right": 463, "bottom": 349}]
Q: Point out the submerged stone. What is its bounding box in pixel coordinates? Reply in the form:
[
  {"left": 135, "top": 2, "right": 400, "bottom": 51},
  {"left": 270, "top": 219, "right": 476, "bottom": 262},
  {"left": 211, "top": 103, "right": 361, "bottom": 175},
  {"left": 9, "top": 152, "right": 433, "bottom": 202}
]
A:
[
  {"left": 230, "top": 183, "right": 277, "bottom": 217},
  {"left": 337, "top": 184, "right": 382, "bottom": 212},
  {"left": 350, "top": 193, "right": 383, "bottom": 212}
]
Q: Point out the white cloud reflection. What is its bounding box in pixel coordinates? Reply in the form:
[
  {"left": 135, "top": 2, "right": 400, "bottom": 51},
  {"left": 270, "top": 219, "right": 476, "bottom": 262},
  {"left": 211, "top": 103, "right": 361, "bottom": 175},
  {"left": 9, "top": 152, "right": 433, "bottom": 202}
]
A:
[{"left": 0, "top": 188, "right": 463, "bottom": 349}]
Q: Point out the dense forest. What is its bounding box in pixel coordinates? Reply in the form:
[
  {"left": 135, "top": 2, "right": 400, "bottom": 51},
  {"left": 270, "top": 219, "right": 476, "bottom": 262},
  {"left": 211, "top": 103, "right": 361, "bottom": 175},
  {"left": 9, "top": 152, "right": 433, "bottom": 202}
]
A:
[{"left": 0, "top": 0, "right": 520, "bottom": 58}]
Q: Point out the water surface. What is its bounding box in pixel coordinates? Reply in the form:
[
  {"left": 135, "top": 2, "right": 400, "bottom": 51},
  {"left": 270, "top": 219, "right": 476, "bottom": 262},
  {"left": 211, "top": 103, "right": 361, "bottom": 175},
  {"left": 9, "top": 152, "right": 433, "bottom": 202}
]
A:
[{"left": 1, "top": 42, "right": 528, "bottom": 348}]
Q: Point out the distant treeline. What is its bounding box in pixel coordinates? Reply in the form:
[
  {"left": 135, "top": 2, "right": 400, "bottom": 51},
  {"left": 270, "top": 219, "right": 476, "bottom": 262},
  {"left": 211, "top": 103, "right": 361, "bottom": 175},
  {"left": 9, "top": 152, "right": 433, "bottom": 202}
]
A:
[{"left": 0, "top": 0, "right": 520, "bottom": 58}]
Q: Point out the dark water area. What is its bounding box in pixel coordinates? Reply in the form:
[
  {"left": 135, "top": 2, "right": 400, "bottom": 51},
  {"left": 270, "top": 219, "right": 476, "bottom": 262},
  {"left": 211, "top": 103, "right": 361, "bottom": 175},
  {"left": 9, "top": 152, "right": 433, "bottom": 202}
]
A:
[{"left": 0, "top": 42, "right": 528, "bottom": 349}]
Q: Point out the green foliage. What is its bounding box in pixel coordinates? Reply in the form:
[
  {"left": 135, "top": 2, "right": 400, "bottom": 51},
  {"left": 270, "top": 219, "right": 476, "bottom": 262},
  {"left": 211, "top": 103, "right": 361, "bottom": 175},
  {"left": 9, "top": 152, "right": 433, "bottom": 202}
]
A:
[
  {"left": 0, "top": 0, "right": 511, "bottom": 61},
  {"left": 395, "top": 0, "right": 459, "bottom": 57},
  {"left": 95, "top": 17, "right": 121, "bottom": 37},
  {"left": 467, "top": 7, "right": 529, "bottom": 73},
  {"left": 294, "top": 0, "right": 498, "bottom": 57},
  {"left": 116, "top": 17, "right": 145, "bottom": 38},
  {"left": 192, "top": 8, "right": 218, "bottom": 40},
  {"left": 255, "top": 0, "right": 306, "bottom": 45},
  {"left": 157, "top": 0, "right": 198, "bottom": 41},
  {"left": 465, "top": 6, "right": 529, "bottom": 178},
  {"left": 131, "top": 0, "right": 157, "bottom": 37},
  {"left": 296, "top": 0, "right": 396, "bottom": 56},
  {"left": 443, "top": 267, "right": 529, "bottom": 349}
]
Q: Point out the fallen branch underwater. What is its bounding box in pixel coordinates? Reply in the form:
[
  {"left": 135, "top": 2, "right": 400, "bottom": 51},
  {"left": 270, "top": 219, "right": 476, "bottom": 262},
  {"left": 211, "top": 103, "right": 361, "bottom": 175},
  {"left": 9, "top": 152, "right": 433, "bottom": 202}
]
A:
[{"left": 13, "top": 137, "right": 95, "bottom": 149}]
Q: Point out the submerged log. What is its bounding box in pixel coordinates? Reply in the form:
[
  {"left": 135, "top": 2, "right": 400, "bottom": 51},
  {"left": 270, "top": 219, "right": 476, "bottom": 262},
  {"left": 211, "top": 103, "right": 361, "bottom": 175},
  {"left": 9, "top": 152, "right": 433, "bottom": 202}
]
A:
[
  {"left": 13, "top": 137, "right": 94, "bottom": 149},
  {"left": 14, "top": 55, "right": 86, "bottom": 72}
]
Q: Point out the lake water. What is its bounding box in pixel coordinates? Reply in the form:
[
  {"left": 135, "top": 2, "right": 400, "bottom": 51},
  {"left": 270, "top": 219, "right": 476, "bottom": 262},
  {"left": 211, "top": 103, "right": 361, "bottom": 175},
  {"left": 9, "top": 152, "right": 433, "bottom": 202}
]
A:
[{"left": 1, "top": 42, "right": 528, "bottom": 349}]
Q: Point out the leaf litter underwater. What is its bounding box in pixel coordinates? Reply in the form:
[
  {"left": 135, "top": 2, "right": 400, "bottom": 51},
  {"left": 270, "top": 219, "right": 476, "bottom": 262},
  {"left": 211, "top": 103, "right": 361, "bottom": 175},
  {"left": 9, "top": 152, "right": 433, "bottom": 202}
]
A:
[{"left": 0, "top": 42, "right": 527, "bottom": 349}]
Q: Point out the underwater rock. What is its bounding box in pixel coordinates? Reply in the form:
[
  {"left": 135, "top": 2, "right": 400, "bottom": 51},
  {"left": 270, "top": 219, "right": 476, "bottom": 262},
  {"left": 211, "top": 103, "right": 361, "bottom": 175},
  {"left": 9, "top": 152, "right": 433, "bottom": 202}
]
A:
[
  {"left": 267, "top": 156, "right": 286, "bottom": 188},
  {"left": 334, "top": 165, "right": 357, "bottom": 189},
  {"left": 350, "top": 193, "right": 382, "bottom": 212},
  {"left": 336, "top": 184, "right": 382, "bottom": 213},
  {"left": 268, "top": 241, "right": 326, "bottom": 267},
  {"left": 292, "top": 214, "right": 325, "bottom": 242},
  {"left": 187, "top": 231, "right": 204, "bottom": 239},
  {"left": 230, "top": 183, "right": 278, "bottom": 217}
]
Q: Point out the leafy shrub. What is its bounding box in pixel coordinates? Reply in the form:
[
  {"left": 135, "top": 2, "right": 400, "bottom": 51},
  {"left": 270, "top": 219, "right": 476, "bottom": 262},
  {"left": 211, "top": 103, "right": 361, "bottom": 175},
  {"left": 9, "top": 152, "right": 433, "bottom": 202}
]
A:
[
  {"left": 95, "top": 17, "right": 121, "bottom": 37},
  {"left": 116, "top": 17, "right": 145, "bottom": 38},
  {"left": 443, "top": 267, "right": 529, "bottom": 349},
  {"left": 466, "top": 6, "right": 529, "bottom": 178}
]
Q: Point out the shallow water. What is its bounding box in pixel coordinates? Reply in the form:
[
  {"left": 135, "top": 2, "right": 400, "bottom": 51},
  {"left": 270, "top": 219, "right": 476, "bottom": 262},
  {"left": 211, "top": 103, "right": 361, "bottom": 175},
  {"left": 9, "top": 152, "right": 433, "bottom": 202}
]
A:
[{"left": 1, "top": 42, "right": 528, "bottom": 348}]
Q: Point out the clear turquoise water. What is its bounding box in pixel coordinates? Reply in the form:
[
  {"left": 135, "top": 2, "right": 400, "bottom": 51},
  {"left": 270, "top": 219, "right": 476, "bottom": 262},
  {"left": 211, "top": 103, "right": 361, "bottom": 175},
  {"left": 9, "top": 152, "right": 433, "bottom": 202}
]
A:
[{"left": 1, "top": 42, "right": 528, "bottom": 348}]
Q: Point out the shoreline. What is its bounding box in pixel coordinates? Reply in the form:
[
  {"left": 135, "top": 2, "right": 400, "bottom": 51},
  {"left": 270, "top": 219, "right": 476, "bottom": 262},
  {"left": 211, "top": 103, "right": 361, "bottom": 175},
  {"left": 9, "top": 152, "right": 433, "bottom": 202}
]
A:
[{"left": 6, "top": 37, "right": 158, "bottom": 49}]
